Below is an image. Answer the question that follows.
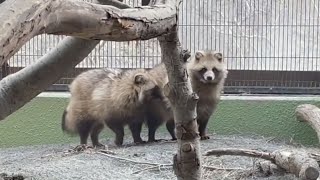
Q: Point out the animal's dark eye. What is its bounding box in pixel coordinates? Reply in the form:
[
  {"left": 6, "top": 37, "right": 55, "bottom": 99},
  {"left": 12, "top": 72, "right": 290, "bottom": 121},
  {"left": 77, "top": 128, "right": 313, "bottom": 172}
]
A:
[
  {"left": 200, "top": 67, "right": 207, "bottom": 72},
  {"left": 212, "top": 68, "right": 219, "bottom": 73}
]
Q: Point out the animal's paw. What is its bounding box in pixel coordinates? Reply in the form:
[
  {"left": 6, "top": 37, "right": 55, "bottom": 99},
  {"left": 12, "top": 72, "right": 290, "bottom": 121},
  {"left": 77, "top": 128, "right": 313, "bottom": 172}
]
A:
[
  {"left": 114, "top": 140, "right": 124, "bottom": 147},
  {"left": 200, "top": 135, "right": 210, "bottom": 140},
  {"left": 148, "top": 139, "right": 166, "bottom": 143},
  {"left": 93, "top": 143, "right": 106, "bottom": 149},
  {"left": 71, "top": 144, "right": 93, "bottom": 152},
  {"left": 170, "top": 138, "right": 177, "bottom": 141},
  {"left": 134, "top": 140, "right": 147, "bottom": 145}
]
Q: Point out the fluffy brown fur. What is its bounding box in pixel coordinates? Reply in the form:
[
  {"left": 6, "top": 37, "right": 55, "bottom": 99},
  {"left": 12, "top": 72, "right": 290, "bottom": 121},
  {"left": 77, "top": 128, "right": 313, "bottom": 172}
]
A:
[
  {"left": 62, "top": 68, "right": 163, "bottom": 147},
  {"left": 144, "top": 50, "right": 228, "bottom": 141},
  {"left": 144, "top": 64, "right": 175, "bottom": 142},
  {"left": 187, "top": 50, "right": 228, "bottom": 140}
]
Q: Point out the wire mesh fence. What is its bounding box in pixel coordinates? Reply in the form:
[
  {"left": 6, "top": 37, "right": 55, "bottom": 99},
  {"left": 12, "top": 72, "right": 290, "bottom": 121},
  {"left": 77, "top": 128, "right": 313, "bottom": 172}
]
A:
[{"left": 3, "top": 0, "right": 320, "bottom": 94}]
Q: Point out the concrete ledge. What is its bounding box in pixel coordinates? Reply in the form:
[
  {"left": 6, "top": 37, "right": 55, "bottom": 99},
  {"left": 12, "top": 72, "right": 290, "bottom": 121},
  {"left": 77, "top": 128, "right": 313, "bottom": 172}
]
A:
[{"left": 38, "top": 92, "right": 320, "bottom": 101}]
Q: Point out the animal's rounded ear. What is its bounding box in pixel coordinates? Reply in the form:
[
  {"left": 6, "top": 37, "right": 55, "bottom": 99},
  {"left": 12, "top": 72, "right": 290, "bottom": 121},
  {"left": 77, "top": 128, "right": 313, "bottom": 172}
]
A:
[
  {"left": 195, "top": 51, "right": 204, "bottom": 61},
  {"left": 134, "top": 74, "right": 146, "bottom": 84},
  {"left": 214, "top": 52, "right": 223, "bottom": 62}
]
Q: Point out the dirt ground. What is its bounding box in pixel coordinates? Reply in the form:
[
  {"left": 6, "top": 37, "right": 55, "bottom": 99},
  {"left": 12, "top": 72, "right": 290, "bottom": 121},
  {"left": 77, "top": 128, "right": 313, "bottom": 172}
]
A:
[{"left": 0, "top": 134, "right": 318, "bottom": 180}]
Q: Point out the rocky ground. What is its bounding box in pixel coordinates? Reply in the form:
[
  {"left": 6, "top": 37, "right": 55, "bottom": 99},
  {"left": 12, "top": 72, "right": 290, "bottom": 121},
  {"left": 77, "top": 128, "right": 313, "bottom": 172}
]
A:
[{"left": 0, "top": 134, "right": 318, "bottom": 180}]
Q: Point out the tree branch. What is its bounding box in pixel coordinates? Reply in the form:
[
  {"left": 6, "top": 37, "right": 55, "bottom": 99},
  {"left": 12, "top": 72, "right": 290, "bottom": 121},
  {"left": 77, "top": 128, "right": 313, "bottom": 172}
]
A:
[
  {"left": 204, "top": 148, "right": 275, "bottom": 162},
  {"left": 0, "top": 0, "right": 179, "bottom": 63},
  {"left": 204, "top": 148, "right": 320, "bottom": 180},
  {"left": 158, "top": 7, "right": 201, "bottom": 178},
  {"left": 0, "top": 38, "right": 99, "bottom": 120},
  {"left": 0, "top": 0, "right": 130, "bottom": 120},
  {"left": 295, "top": 104, "right": 320, "bottom": 143}
]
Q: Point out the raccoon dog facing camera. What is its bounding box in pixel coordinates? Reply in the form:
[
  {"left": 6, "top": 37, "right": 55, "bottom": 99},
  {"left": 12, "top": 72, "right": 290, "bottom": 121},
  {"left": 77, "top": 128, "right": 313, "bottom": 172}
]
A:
[
  {"left": 187, "top": 50, "right": 228, "bottom": 139},
  {"left": 144, "top": 50, "right": 228, "bottom": 141}
]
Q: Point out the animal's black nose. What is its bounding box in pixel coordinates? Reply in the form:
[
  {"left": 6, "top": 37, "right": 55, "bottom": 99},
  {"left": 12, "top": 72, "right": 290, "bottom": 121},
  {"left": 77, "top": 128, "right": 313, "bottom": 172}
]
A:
[{"left": 207, "top": 76, "right": 212, "bottom": 80}]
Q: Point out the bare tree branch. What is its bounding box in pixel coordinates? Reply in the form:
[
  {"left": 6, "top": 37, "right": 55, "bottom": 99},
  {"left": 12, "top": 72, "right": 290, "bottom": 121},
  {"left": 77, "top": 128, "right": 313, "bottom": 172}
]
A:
[
  {"left": 0, "top": 0, "right": 131, "bottom": 120},
  {"left": 295, "top": 104, "right": 320, "bottom": 143},
  {"left": 160, "top": 33, "right": 201, "bottom": 180},
  {"left": 0, "top": 0, "right": 179, "bottom": 63},
  {"left": 205, "top": 148, "right": 320, "bottom": 180},
  {"left": 157, "top": 2, "right": 202, "bottom": 176},
  {"left": 204, "top": 148, "right": 274, "bottom": 161},
  {"left": 0, "top": 38, "right": 98, "bottom": 120}
]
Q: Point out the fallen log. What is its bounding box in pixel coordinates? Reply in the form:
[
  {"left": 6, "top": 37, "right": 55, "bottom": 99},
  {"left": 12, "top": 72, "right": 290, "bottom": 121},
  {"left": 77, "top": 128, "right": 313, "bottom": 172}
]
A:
[
  {"left": 204, "top": 148, "right": 320, "bottom": 180},
  {"left": 257, "top": 161, "right": 285, "bottom": 176},
  {"left": 295, "top": 104, "right": 320, "bottom": 143}
]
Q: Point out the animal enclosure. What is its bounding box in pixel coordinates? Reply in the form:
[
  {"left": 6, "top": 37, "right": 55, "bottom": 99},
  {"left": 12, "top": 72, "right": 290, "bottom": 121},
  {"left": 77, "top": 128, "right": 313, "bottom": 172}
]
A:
[
  {"left": 2, "top": 0, "right": 320, "bottom": 179},
  {"left": 2, "top": 0, "right": 320, "bottom": 94}
]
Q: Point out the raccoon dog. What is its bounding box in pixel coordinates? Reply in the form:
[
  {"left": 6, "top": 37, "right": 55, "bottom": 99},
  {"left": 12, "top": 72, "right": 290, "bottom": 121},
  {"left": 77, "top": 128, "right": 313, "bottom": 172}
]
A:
[
  {"left": 62, "top": 68, "right": 163, "bottom": 147},
  {"left": 144, "top": 50, "right": 228, "bottom": 141},
  {"left": 187, "top": 50, "right": 228, "bottom": 139}
]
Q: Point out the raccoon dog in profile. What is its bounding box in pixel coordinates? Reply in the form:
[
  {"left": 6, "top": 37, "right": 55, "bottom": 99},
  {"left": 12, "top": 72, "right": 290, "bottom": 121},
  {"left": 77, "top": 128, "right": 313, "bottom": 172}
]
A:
[
  {"left": 187, "top": 50, "right": 228, "bottom": 140},
  {"left": 61, "top": 68, "right": 163, "bottom": 147}
]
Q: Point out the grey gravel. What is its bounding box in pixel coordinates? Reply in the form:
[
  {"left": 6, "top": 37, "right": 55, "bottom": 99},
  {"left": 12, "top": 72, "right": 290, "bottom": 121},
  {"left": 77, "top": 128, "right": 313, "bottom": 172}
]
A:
[{"left": 0, "top": 134, "right": 317, "bottom": 180}]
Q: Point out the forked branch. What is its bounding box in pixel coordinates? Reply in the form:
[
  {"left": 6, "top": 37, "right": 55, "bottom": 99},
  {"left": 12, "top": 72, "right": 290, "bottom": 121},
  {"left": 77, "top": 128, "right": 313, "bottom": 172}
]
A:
[{"left": 0, "top": 0, "right": 179, "bottom": 63}]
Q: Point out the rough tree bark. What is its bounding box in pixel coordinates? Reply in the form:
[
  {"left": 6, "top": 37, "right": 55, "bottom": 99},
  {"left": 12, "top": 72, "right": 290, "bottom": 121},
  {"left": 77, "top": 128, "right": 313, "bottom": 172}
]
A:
[
  {"left": 1, "top": 0, "right": 203, "bottom": 179},
  {"left": 0, "top": 38, "right": 99, "bottom": 120},
  {"left": 160, "top": 31, "right": 201, "bottom": 180},
  {"left": 273, "top": 149, "right": 319, "bottom": 180},
  {"left": 0, "top": 0, "right": 131, "bottom": 121},
  {"left": 0, "top": 0, "right": 178, "bottom": 63},
  {"left": 0, "top": 0, "right": 179, "bottom": 120},
  {"left": 158, "top": 8, "right": 202, "bottom": 180},
  {"left": 205, "top": 148, "right": 320, "bottom": 180},
  {"left": 295, "top": 104, "right": 320, "bottom": 143}
]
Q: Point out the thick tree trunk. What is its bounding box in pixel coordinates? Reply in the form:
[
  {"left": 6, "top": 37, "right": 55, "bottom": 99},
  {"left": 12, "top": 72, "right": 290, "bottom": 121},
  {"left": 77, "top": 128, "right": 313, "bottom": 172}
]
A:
[
  {"left": 0, "top": 0, "right": 131, "bottom": 121},
  {"left": 295, "top": 104, "right": 320, "bottom": 143},
  {"left": 158, "top": 26, "right": 202, "bottom": 180},
  {"left": 0, "top": 0, "right": 178, "bottom": 63}
]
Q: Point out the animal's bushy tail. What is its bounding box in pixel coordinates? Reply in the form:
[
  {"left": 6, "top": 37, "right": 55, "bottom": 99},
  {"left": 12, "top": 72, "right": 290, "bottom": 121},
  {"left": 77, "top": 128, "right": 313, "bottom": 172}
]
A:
[
  {"left": 61, "top": 109, "right": 73, "bottom": 134},
  {"left": 61, "top": 109, "right": 68, "bottom": 132},
  {"left": 61, "top": 109, "right": 77, "bottom": 136}
]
